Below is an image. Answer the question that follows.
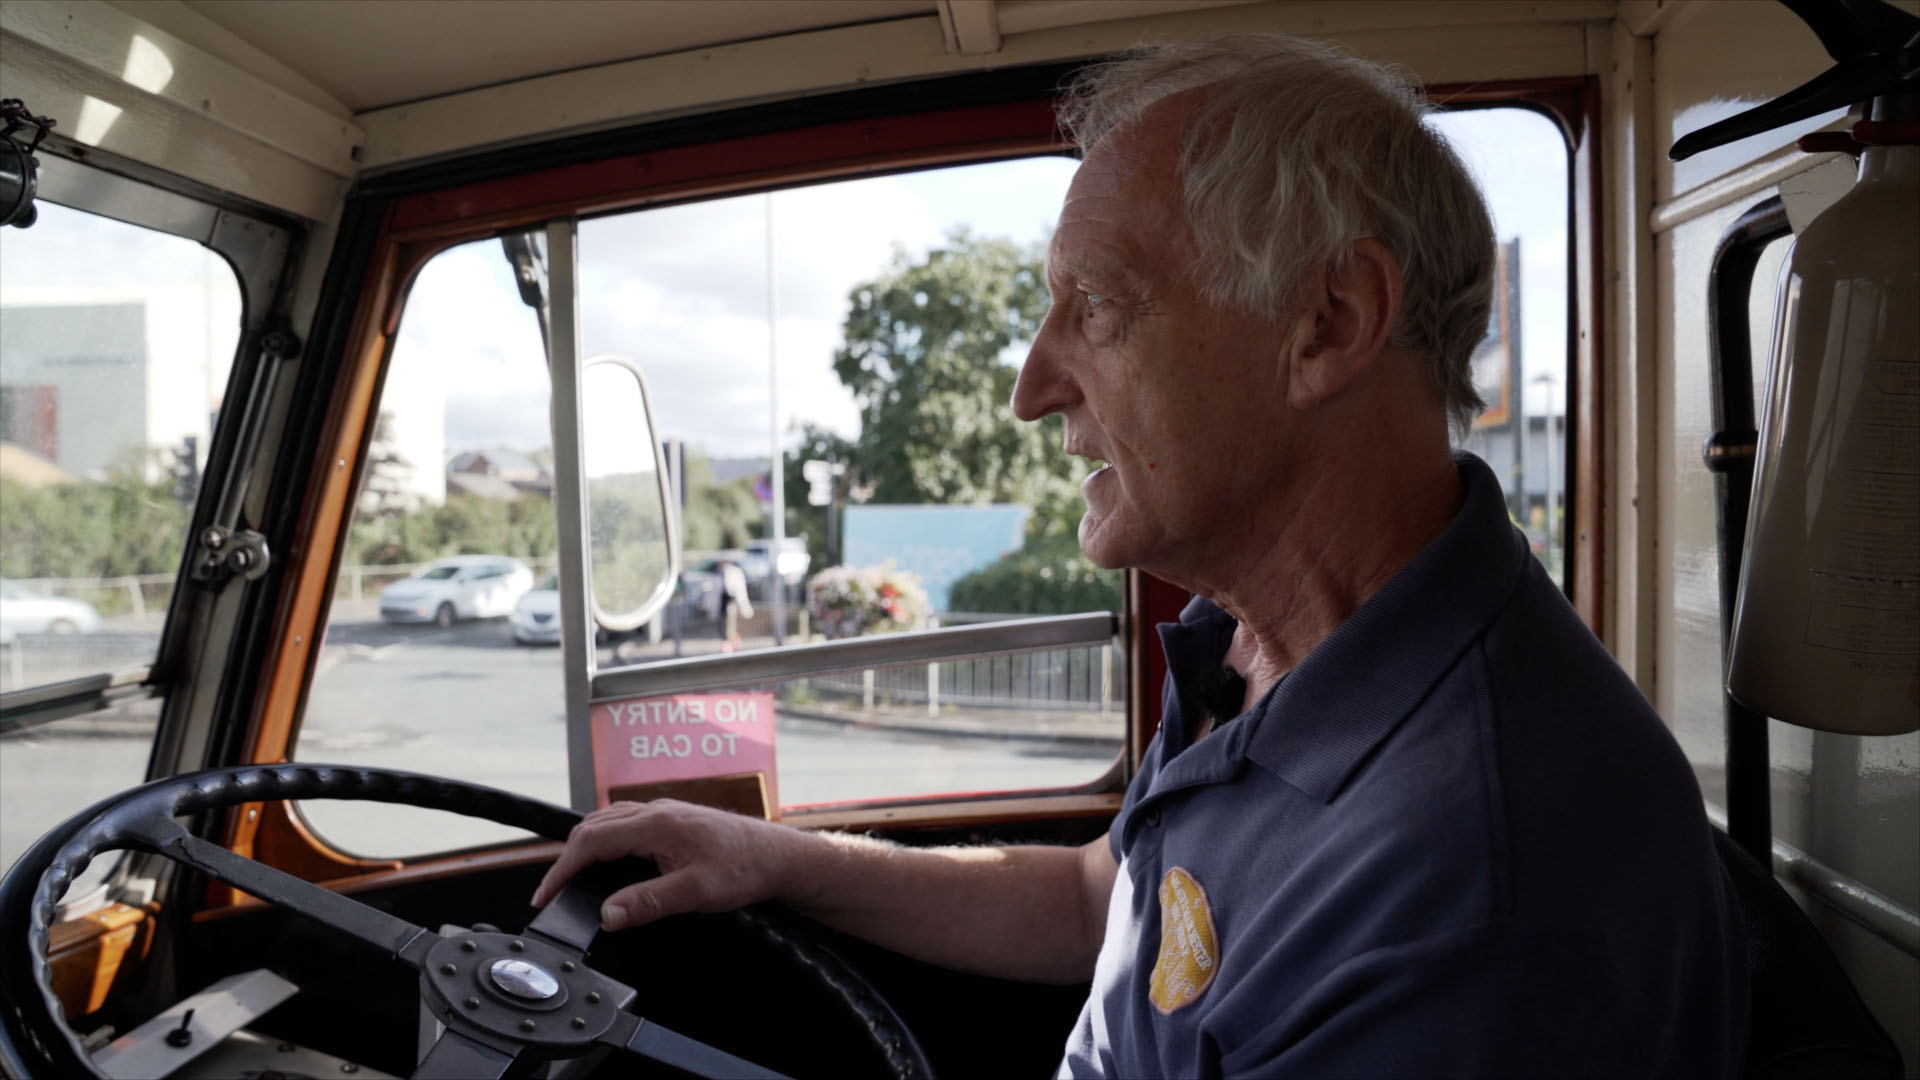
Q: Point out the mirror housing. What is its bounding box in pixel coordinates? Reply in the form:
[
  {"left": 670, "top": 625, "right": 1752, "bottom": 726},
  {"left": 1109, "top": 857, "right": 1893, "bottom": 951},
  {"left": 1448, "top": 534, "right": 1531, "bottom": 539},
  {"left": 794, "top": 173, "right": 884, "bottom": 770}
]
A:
[{"left": 580, "top": 355, "right": 680, "bottom": 632}]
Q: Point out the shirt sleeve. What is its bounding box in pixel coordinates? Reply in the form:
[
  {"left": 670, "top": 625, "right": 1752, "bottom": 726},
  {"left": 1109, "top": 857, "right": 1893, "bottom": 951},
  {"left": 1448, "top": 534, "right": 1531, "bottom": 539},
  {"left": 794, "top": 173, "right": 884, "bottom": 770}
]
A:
[{"left": 1221, "top": 920, "right": 1659, "bottom": 1079}]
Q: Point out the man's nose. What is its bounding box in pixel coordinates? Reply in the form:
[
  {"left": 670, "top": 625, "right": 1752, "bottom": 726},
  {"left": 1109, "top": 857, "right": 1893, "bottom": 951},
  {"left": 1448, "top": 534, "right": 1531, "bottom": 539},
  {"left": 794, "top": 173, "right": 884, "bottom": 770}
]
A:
[{"left": 1011, "top": 316, "right": 1077, "bottom": 422}]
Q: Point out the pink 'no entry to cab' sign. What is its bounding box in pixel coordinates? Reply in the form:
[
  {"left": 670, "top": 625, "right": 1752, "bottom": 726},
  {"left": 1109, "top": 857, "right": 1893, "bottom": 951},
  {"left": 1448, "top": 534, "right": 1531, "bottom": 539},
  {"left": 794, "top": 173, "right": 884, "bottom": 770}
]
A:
[{"left": 591, "top": 691, "right": 779, "bottom": 808}]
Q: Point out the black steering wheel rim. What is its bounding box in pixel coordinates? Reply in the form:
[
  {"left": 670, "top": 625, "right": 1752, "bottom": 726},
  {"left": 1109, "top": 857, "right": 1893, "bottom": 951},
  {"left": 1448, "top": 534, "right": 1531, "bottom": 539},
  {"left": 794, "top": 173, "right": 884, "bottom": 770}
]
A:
[{"left": 0, "top": 763, "right": 932, "bottom": 1079}]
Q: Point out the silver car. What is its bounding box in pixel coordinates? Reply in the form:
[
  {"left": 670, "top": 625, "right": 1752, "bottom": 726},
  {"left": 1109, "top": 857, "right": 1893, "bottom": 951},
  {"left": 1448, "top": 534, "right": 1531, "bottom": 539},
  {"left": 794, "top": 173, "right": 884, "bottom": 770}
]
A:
[
  {"left": 0, "top": 580, "right": 103, "bottom": 642},
  {"left": 509, "top": 574, "right": 562, "bottom": 645}
]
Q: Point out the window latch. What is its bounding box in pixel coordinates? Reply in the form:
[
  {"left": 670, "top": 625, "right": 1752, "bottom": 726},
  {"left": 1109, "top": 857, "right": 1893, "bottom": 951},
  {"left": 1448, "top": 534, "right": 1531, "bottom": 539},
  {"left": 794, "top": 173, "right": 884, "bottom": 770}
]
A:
[{"left": 191, "top": 526, "right": 271, "bottom": 585}]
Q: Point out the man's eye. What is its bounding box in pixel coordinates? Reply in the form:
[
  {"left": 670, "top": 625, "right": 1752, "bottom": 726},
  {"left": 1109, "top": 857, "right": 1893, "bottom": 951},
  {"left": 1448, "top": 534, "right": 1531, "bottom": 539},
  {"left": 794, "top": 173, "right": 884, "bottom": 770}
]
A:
[{"left": 1081, "top": 291, "right": 1107, "bottom": 311}]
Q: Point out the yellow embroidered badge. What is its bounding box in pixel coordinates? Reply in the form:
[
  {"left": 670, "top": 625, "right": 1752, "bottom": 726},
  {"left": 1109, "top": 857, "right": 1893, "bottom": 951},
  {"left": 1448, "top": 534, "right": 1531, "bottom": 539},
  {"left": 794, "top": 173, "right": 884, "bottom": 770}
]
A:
[{"left": 1148, "top": 865, "right": 1219, "bottom": 1014}]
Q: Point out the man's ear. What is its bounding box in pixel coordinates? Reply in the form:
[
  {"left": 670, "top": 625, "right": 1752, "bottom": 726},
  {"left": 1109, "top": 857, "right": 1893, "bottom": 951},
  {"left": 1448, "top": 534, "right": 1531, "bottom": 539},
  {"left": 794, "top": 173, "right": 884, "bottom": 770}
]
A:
[{"left": 1285, "top": 239, "right": 1404, "bottom": 411}]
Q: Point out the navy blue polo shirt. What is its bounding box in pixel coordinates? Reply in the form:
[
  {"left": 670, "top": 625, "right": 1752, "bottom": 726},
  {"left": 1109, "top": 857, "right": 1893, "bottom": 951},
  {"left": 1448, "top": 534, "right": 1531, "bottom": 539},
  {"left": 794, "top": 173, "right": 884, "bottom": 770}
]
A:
[{"left": 1060, "top": 453, "right": 1747, "bottom": 1078}]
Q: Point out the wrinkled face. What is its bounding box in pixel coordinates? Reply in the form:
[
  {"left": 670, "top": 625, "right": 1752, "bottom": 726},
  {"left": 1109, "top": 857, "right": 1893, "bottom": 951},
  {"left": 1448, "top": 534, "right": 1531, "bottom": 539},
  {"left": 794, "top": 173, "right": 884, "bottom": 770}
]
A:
[{"left": 1012, "top": 111, "right": 1293, "bottom": 579}]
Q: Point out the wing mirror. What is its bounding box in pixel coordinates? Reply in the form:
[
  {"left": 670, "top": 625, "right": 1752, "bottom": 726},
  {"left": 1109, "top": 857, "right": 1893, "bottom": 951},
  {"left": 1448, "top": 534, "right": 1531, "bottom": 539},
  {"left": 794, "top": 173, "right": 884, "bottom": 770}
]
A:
[{"left": 580, "top": 355, "right": 680, "bottom": 632}]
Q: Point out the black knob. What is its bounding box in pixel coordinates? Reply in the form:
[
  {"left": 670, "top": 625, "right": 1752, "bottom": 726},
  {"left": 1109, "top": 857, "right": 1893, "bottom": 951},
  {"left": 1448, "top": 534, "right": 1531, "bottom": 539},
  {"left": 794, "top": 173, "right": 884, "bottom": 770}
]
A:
[{"left": 165, "top": 1009, "right": 195, "bottom": 1048}]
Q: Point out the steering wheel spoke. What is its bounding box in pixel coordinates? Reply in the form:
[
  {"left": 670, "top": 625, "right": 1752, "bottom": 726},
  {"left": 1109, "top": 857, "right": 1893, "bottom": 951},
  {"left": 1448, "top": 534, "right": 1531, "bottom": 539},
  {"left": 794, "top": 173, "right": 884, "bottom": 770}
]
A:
[
  {"left": 410, "top": 1027, "right": 521, "bottom": 1080},
  {"left": 523, "top": 881, "right": 605, "bottom": 953},
  {"left": 1, "top": 765, "right": 930, "bottom": 1080},
  {"left": 150, "top": 826, "right": 436, "bottom": 968},
  {"left": 601, "top": 1012, "right": 792, "bottom": 1080}
]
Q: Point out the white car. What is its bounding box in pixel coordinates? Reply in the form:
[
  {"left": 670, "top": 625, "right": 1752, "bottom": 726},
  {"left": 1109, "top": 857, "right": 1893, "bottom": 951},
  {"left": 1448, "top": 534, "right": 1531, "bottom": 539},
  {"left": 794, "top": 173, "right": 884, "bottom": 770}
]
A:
[
  {"left": 0, "top": 580, "right": 103, "bottom": 642},
  {"left": 379, "top": 556, "right": 534, "bottom": 627},
  {"left": 739, "top": 538, "right": 811, "bottom": 597},
  {"left": 509, "top": 573, "right": 561, "bottom": 645}
]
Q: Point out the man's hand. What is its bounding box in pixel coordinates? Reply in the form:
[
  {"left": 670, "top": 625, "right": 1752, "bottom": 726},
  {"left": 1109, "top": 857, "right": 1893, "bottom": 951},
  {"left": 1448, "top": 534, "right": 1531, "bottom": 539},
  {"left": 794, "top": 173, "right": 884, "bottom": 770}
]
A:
[
  {"left": 531, "top": 798, "right": 1117, "bottom": 984},
  {"left": 531, "top": 799, "right": 811, "bottom": 931}
]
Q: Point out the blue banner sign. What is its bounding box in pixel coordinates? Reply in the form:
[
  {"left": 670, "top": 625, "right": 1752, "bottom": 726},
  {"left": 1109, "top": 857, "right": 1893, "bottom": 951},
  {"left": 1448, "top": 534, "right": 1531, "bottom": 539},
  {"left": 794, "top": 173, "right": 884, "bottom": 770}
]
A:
[{"left": 842, "top": 504, "right": 1031, "bottom": 611}]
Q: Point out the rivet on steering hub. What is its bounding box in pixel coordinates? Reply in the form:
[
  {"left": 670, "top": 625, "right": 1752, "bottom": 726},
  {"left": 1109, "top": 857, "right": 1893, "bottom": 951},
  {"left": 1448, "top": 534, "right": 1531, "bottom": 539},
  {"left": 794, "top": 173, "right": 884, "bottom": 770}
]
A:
[
  {"left": 571, "top": 1017, "right": 586, "bottom": 1029},
  {"left": 520, "top": 1019, "right": 537, "bottom": 1032},
  {"left": 511, "top": 939, "right": 525, "bottom": 951},
  {"left": 464, "top": 997, "right": 480, "bottom": 1010},
  {"left": 561, "top": 961, "right": 575, "bottom": 972},
  {"left": 585, "top": 991, "right": 601, "bottom": 1005},
  {"left": 440, "top": 963, "right": 457, "bottom": 975},
  {"left": 461, "top": 940, "right": 477, "bottom": 953}
]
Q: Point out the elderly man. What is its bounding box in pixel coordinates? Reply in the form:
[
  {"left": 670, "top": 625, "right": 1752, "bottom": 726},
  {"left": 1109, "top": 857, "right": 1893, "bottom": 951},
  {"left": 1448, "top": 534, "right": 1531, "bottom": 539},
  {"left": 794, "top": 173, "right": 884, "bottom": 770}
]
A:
[{"left": 535, "top": 35, "right": 1747, "bottom": 1075}]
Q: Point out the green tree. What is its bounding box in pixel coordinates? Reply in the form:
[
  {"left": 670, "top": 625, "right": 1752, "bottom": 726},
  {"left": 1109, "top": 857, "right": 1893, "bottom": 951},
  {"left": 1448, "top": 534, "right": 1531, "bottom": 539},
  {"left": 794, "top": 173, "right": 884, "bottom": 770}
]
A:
[
  {"left": 0, "top": 451, "right": 192, "bottom": 582},
  {"left": 949, "top": 533, "right": 1121, "bottom": 616},
  {"left": 679, "top": 451, "right": 765, "bottom": 551},
  {"left": 799, "top": 228, "right": 1121, "bottom": 615},
  {"left": 355, "top": 411, "right": 414, "bottom": 523},
  {"left": 831, "top": 229, "right": 1083, "bottom": 541}
]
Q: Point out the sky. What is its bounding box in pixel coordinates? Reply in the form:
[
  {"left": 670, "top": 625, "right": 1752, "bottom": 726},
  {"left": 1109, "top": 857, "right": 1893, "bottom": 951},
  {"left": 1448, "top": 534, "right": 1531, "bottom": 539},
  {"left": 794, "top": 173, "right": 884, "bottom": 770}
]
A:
[
  {"left": 4, "top": 106, "right": 1571, "bottom": 472},
  {"left": 391, "top": 105, "right": 1570, "bottom": 465}
]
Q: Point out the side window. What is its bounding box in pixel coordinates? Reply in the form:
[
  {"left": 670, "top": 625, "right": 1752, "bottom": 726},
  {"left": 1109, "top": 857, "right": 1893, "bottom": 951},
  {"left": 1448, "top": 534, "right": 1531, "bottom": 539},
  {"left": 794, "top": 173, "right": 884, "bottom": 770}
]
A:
[
  {"left": 581, "top": 156, "right": 1124, "bottom": 811},
  {"left": 0, "top": 199, "right": 241, "bottom": 893},
  {"left": 294, "top": 240, "right": 558, "bottom": 857},
  {"left": 1436, "top": 107, "right": 1573, "bottom": 586}
]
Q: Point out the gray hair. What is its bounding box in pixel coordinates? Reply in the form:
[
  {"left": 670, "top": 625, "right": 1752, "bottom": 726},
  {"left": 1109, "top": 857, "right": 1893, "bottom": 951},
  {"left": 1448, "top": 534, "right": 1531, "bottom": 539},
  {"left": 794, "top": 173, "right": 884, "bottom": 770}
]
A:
[{"left": 1059, "top": 35, "right": 1496, "bottom": 438}]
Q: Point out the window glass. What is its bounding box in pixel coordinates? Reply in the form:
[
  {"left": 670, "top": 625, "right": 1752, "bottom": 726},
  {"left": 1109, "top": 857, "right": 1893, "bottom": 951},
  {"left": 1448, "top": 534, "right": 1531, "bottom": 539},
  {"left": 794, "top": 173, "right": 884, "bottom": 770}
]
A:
[
  {"left": 294, "top": 238, "right": 560, "bottom": 857},
  {"left": 1437, "top": 107, "right": 1573, "bottom": 585},
  {"left": 580, "top": 156, "right": 1122, "bottom": 812},
  {"left": 0, "top": 198, "right": 241, "bottom": 885}
]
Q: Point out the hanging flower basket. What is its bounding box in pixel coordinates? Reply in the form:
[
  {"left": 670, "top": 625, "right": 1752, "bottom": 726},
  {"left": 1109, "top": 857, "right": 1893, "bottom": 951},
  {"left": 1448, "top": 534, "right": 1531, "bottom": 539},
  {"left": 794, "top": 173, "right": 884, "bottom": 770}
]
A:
[{"left": 807, "top": 563, "right": 930, "bottom": 639}]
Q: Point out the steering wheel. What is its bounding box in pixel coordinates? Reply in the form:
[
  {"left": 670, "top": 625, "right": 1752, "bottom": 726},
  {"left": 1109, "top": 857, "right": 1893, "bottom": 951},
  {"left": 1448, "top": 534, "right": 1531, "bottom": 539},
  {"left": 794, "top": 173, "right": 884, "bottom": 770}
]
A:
[{"left": 0, "top": 764, "right": 933, "bottom": 1080}]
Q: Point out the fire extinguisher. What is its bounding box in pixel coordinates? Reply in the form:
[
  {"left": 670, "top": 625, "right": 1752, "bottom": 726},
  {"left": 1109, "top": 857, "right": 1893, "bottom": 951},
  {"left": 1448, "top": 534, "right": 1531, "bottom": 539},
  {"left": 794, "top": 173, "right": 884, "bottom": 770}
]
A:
[{"left": 1672, "top": 0, "right": 1920, "bottom": 735}]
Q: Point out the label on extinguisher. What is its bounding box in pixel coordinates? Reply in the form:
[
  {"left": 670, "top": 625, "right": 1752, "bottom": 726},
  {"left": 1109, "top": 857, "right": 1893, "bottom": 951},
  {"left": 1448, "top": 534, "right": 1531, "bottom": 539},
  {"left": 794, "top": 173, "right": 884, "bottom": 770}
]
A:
[{"left": 1801, "top": 356, "right": 1919, "bottom": 674}]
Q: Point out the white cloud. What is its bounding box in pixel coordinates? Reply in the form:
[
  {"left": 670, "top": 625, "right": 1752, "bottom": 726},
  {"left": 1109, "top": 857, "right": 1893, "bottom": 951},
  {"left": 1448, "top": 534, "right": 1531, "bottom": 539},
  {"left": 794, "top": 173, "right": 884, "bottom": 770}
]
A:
[
  {"left": 1431, "top": 108, "right": 1572, "bottom": 412},
  {"left": 370, "top": 156, "right": 1079, "bottom": 463},
  {"left": 575, "top": 160, "right": 1075, "bottom": 458}
]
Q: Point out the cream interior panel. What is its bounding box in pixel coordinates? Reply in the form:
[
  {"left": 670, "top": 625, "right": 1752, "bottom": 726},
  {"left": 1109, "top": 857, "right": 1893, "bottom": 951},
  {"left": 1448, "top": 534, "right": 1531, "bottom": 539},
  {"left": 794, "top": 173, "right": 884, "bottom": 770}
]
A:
[
  {"left": 0, "top": 30, "right": 346, "bottom": 221},
  {"left": 1652, "top": 0, "right": 1920, "bottom": 202},
  {"left": 1598, "top": 19, "right": 1659, "bottom": 687},
  {"left": 105, "top": 0, "right": 354, "bottom": 119},
  {"left": 1, "top": 0, "right": 362, "bottom": 176},
  {"left": 354, "top": 1, "right": 1609, "bottom": 170}
]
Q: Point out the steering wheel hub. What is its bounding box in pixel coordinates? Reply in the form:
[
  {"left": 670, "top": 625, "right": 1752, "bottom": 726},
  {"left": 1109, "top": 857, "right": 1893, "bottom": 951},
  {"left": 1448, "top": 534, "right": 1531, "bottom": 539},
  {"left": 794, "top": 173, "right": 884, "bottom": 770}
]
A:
[{"left": 490, "top": 958, "right": 560, "bottom": 1000}]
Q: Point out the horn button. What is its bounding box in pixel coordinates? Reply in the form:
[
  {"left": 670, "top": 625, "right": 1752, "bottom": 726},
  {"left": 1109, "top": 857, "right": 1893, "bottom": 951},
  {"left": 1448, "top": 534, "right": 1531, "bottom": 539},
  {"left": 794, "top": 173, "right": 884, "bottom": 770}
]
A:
[{"left": 420, "top": 930, "right": 627, "bottom": 1051}]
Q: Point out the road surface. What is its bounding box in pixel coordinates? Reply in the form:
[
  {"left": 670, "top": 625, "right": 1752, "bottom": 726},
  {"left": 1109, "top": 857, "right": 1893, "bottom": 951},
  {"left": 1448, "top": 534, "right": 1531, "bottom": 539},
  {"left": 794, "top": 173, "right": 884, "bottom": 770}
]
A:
[{"left": 3, "top": 613, "right": 1120, "bottom": 874}]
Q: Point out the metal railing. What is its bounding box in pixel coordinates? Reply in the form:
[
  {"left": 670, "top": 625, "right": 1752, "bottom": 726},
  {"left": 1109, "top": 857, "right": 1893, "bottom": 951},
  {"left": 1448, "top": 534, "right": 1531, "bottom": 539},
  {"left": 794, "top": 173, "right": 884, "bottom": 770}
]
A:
[
  {"left": 806, "top": 645, "right": 1120, "bottom": 714},
  {"left": 592, "top": 612, "right": 1118, "bottom": 702}
]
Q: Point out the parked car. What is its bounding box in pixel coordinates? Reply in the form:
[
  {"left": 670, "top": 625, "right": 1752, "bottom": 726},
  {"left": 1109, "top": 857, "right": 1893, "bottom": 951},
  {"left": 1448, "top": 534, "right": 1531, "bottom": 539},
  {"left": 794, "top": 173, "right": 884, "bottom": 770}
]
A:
[
  {"left": 509, "top": 573, "right": 561, "bottom": 645},
  {"left": 739, "top": 538, "right": 810, "bottom": 598},
  {"left": 0, "top": 580, "right": 102, "bottom": 642},
  {"left": 378, "top": 556, "right": 534, "bottom": 626}
]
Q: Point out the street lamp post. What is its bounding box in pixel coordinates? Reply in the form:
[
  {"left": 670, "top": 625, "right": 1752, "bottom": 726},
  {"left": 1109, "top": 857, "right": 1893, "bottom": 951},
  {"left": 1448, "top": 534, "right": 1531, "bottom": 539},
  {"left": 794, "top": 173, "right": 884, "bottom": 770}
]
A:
[{"left": 1532, "top": 372, "right": 1559, "bottom": 574}]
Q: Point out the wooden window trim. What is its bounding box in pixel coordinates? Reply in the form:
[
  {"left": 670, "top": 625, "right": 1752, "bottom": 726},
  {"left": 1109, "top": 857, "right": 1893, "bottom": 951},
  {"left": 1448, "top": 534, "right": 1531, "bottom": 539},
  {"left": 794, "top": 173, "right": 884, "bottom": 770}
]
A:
[{"left": 230, "top": 75, "right": 1599, "bottom": 890}]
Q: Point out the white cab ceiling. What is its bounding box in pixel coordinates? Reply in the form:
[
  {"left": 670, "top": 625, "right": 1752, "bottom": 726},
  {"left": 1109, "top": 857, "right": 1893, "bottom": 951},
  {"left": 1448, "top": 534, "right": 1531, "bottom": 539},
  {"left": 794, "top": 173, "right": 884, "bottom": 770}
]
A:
[{"left": 176, "top": 0, "right": 936, "bottom": 111}]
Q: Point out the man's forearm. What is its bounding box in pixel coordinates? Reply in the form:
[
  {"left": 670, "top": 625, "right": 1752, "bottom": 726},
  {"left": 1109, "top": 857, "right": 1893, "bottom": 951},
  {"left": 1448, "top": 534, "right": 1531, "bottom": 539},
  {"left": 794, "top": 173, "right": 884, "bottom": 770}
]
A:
[{"left": 782, "top": 832, "right": 1112, "bottom": 985}]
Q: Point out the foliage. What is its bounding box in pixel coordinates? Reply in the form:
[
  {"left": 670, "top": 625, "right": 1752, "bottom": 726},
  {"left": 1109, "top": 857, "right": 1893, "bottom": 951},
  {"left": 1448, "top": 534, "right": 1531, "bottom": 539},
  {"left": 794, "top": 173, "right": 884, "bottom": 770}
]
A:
[
  {"left": 948, "top": 534, "right": 1121, "bottom": 616},
  {"left": 827, "top": 229, "right": 1084, "bottom": 544},
  {"left": 0, "top": 456, "right": 191, "bottom": 581},
  {"left": 807, "top": 563, "right": 929, "bottom": 639},
  {"left": 356, "top": 411, "right": 415, "bottom": 522},
  {"left": 347, "top": 493, "right": 557, "bottom": 565},
  {"left": 680, "top": 451, "right": 766, "bottom": 551},
  {"left": 588, "top": 472, "right": 671, "bottom": 610},
  {"left": 781, "top": 422, "right": 856, "bottom": 569}
]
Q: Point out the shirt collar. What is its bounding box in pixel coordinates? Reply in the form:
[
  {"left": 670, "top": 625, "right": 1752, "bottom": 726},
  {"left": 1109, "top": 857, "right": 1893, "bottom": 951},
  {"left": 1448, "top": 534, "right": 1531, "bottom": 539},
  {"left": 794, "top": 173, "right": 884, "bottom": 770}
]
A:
[{"left": 1154, "top": 453, "right": 1528, "bottom": 803}]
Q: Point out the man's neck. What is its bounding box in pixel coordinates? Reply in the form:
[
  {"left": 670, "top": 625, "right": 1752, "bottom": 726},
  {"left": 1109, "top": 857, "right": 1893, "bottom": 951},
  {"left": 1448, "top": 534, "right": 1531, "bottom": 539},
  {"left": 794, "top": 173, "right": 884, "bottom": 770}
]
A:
[{"left": 1195, "top": 446, "right": 1464, "bottom": 711}]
